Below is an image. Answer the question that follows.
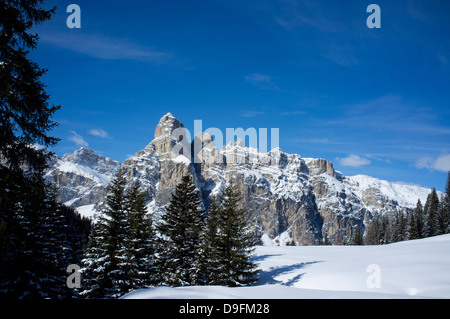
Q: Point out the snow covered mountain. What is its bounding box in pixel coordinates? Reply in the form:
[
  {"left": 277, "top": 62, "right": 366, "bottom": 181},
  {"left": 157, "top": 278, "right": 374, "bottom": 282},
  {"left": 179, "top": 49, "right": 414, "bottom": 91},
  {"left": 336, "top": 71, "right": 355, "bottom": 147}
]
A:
[
  {"left": 45, "top": 113, "right": 435, "bottom": 245},
  {"left": 45, "top": 148, "right": 121, "bottom": 213}
]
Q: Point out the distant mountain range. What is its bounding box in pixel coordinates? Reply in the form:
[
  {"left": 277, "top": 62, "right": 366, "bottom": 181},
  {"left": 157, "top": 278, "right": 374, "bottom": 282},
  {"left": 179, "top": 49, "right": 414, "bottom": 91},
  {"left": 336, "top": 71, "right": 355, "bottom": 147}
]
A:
[{"left": 45, "top": 113, "right": 434, "bottom": 245}]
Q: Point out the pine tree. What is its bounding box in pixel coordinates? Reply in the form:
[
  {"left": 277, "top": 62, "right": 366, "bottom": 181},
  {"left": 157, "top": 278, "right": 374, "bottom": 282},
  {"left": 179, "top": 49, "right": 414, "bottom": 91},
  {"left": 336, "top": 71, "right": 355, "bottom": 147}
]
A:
[
  {"left": 351, "top": 224, "right": 364, "bottom": 245},
  {"left": 36, "top": 184, "right": 73, "bottom": 299},
  {"left": 439, "top": 172, "right": 450, "bottom": 234},
  {"left": 156, "top": 175, "right": 206, "bottom": 287},
  {"left": 214, "top": 179, "right": 259, "bottom": 287},
  {"left": 81, "top": 171, "right": 129, "bottom": 298},
  {"left": 122, "top": 183, "right": 155, "bottom": 290},
  {"left": 200, "top": 197, "right": 221, "bottom": 285},
  {"left": 0, "top": 172, "right": 73, "bottom": 299},
  {"left": 416, "top": 199, "right": 425, "bottom": 238},
  {"left": 425, "top": 189, "right": 440, "bottom": 237},
  {"left": 364, "top": 214, "right": 380, "bottom": 245},
  {"left": 379, "top": 215, "right": 391, "bottom": 244},
  {"left": 60, "top": 205, "right": 92, "bottom": 266},
  {"left": 0, "top": 0, "right": 67, "bottom": 299},
  {"left": 408, "top": 201, "right": 421, "bottom": 240},
  {"left": 392, "top": 211, "right": 408, "bottom": 243},
  {"left": 79, "top": 220, "right": 108, "bottom": 299},
  {"left": 0, "top": 0, "right": 60, "bottom": 172}
]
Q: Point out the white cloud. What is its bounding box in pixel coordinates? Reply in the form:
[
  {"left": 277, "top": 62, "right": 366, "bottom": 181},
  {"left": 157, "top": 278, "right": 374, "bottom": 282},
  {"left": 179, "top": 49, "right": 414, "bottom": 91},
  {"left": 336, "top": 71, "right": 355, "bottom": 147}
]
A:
[
  {"left": 88, "top": 128, "right": 111, "bottom": 139},
  {"left": 337, "top": 154, "right": 371, "bottom": 167},
  {"left": 434, "top": 155, "right": 450, "bottom": 172},
  {"left": 416, "top": 154, "right": 450, "bottom": 172},
  {"left": 244, "top": 73, "right": 279, "bottom": 90},
  {"left": 69, "top": 131, "right": 89, "bottom": 147}
]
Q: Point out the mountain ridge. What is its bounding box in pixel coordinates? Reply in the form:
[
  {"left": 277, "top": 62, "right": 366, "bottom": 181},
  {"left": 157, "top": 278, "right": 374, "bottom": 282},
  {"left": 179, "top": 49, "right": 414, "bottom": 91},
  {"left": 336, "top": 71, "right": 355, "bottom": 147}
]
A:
[{"left": 45, "top": 113, "right": 436, "bottom": 245}]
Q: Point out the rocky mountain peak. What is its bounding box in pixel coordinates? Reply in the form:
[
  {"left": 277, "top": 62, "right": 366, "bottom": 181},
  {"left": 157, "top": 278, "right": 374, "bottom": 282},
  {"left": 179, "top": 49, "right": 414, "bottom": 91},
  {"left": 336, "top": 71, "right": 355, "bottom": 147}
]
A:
[
  {"left": 154, "top": 112, "right": 184, "bottom": 139},
  {"left": 46, "top": 113, "right": 436, "bottom": 245},
  {"left": 62, "top": 147, "right": 101, "bottom": 166},
  {"left": 61, "top": 147, "right": 120, "bottom": 174}
]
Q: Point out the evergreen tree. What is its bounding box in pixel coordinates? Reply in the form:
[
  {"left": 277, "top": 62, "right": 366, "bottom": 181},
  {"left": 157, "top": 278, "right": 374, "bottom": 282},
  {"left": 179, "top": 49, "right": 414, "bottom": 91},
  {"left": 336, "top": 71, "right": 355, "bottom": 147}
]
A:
[
  {"left": 36, "top": 184, "right": 73, "bottom": 298},
  {"left": 156, "top": 175, "right": 206, "bottom": 287},
  {"left": 439, "top": 172, "right": 450, "bottom": 234},
  {"left": 60, "top": 205, "right": 92, "bottom": 265},
  {"left": 425, "top": 189, "right": 440, "bottom": 237},
  {"left": 408, "top": 201, "right": 420, "bottom": 240},
  {"left": 0, "top": 171, "right": 73, "bottom": 299},
  {"left": 0, "top": 0, "right": 68, "bottom": 299},
  {"left": 351, "top": 224, "right": 364, "bottom": 245},
  {"left": 0, "top": 0, "right": 60, "bottom": 172},
  {"left": 122, "top": 183, "right": 155, "bottom": 290},
  {"left": 414, "top": 199, "right": 426, "bottom": 239},
  {"left": 392, "top": 211, "right": 408, "bottom": 243},
  {"left": 81, "top": 171, "right": 128, "bottom": 298},
  {"left": 214, "top": 180, "right": 259, "bottom": 287},
  {"left": 379, "top": 215, "right": 391, "bottom": 244},
  {"left": 200, "top": 197, "right": 221, "bottom": 285},
  {"left": 79, "top": 220, "right": 108, "bottom": 299},
  {"left": 364, "top": 214, "right": 380, "bottom": 245}
]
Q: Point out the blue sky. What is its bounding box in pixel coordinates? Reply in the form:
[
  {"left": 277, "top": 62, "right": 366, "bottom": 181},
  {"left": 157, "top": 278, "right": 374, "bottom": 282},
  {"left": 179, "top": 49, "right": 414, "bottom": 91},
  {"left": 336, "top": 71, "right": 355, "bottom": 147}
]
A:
[{"left": 32, "top": 0, "right": 450, "bottom": 191}]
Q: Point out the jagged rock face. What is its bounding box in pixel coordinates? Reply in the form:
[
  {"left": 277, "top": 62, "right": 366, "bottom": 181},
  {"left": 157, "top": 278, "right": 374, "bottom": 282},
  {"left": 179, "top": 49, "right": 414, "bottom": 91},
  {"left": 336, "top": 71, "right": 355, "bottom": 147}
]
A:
[
  {"left": 45, "top": 148, "right": 121, "bottom": 208},
  {"left": 46, "top": 113, "right": 434, "bottom": 245}
]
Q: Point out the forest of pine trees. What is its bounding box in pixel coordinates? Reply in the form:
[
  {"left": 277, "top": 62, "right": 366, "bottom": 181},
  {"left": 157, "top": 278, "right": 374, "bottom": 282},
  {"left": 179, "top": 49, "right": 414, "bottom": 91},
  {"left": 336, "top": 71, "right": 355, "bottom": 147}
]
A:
[
  {"left": 360, "top": 174, "right": 450, "bottom": 246},
  {"left": 80, "top": 174, "right": 259, "bottom": 298}
]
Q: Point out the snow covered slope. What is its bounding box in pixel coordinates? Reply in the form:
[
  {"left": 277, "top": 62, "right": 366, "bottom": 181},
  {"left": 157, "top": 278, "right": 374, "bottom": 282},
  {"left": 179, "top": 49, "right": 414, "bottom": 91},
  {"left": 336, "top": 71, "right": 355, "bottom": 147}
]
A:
[
  {"left": 346, "top": 174, "right": 433, "bottom": 210},
  {"left": 123, "top": 234, "right": 450, "bottom": 299}
]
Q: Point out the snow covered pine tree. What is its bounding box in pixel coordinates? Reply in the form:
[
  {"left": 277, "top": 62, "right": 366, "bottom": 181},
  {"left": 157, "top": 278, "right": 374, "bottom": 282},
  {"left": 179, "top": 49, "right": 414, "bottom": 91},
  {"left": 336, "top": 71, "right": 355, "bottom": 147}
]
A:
[
  {"left": 213, "top": 179, "right": 259, "bottom": 287},
  {"left": 81, "top": 171, "right": 129, "bottom": 298},
  {"left": 156, "top": 175, "right": 206, "bottom": 287}
]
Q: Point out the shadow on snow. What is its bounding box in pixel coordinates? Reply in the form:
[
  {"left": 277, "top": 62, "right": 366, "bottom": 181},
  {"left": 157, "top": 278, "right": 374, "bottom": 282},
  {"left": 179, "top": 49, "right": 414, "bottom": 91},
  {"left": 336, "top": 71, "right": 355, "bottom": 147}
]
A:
[{"left": 256, "top": 260, "right": 323, "bottom": 286}]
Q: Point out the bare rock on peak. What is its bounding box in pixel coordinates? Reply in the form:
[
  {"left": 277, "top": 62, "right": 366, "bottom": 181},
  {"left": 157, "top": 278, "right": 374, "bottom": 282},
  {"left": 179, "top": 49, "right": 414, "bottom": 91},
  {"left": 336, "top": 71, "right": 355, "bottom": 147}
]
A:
[{"left": 154, "top": 112, "right": 184, "bottom": 139}]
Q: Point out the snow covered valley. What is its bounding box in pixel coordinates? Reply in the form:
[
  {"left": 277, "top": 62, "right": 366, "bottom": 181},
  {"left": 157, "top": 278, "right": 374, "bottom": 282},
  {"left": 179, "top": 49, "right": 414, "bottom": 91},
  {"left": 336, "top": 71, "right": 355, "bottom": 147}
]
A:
[{"left": 124, "top": 234, "right": 450, "bottom": 299}]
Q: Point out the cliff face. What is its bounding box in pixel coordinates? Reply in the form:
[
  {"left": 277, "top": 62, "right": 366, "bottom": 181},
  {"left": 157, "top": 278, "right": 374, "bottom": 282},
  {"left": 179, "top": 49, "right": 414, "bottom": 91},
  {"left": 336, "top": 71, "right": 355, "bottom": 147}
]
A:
[{"left": 46, "top": 113, "right": 433, "bottom": 245}]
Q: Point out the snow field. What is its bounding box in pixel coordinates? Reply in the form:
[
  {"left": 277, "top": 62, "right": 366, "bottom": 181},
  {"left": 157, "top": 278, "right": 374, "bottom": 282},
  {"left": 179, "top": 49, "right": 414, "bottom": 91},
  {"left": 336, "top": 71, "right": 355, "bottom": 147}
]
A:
[{"left": 123, "top": 234, "right": 450, "bottom": 299}]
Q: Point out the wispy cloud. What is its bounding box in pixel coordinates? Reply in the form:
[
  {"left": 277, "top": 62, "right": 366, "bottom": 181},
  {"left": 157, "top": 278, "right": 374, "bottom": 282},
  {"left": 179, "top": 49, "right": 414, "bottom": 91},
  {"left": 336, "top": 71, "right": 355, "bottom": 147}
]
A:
[
  {"left": 88, "top": 128, "right": 111, "bottom": 139},
  {"left": 293, "top": 137, "right": 330, "bottom": 144},
  {"left": 279, "top": 110, "right": 306, "bottom": 116},
  {"left": 321, "top": 42, "right": 359, "bottom": 67},
  {"left": 325, "top": 95, "right": 450, "bottom": 136},
  {"left": 240, "top": 110, "right": 265, "bottom": 118},
  {"left": 273, "top": 0, "right": 345, "bottom": 33},
  {"left": 69, "top": 131, "right": 89, "bottom": 147},
  {"left": 336, "top": 154, "right": 371, "bottom": 167},
  {"left": 40, "top": 32, "right": 173, "bottom": 63},
  {"left": 244, "top": 73, "right": 279, "bottom": 90}
]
